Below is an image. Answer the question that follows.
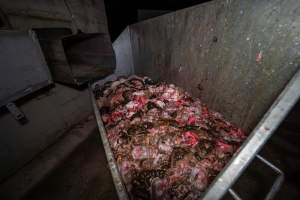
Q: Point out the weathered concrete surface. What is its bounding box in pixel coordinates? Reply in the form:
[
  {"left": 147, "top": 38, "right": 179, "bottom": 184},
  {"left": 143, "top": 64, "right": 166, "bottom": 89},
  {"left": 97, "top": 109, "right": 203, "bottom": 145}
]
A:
[
  {"left": 63, "top": 0, "right": 108, "bottom": 33},
  {"left": 23, "top": 130, "right": 118, "bottom": 200},
  {"left": 0, "top": 116, "right": 96, "bottom": 200},
  {"left": 1, "top": 0, "right": 115, "bottom": 85},
  {"left": 0, "top": 0, "right": 108, "bottom": 33},
  {"left": 129, "top": 0, "right": 300, "bottom": 132}
]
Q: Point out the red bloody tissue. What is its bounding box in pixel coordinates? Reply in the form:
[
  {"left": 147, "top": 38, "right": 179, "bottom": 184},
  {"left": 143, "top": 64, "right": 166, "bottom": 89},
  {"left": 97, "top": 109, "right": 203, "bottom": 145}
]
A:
[{"left": 97, "top": 76, "right": 246, "bottom": 200}]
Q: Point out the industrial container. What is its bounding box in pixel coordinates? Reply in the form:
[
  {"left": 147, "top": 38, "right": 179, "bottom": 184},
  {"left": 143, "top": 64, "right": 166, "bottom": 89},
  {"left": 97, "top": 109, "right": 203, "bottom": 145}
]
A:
[{"left": 90, "top": 0, "right": 300, "bottom": 199}]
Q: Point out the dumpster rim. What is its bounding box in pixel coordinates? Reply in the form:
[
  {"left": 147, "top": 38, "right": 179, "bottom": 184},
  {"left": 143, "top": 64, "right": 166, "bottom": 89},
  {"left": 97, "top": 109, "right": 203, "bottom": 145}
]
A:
[
  {"left": 89, "top": 84, "right": 129, "bottom": 200},
  {"left": 203, "top": 68, "right": 300, "bottom": 199}
]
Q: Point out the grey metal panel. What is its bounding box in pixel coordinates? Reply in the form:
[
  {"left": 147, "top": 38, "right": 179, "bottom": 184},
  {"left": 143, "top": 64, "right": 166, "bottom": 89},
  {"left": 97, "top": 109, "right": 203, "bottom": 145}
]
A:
[
  {"left": 113, "top": 27, "right": 135, "bottom": 77},
  {"left": 0, "top": 30, "right": 52, "bottom": 107},
  {"left": 129, "top": 0, "right": 300, "bottom": 132}
]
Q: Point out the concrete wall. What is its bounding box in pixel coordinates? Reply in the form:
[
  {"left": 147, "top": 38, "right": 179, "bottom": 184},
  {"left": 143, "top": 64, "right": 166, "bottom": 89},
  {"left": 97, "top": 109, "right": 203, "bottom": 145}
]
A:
[
  {"left": 0, "top": 0, "right": 108, "bottom": 33},
  {"left": 0, "top": 0, "right": 110, "bottom": 181},
  {"left": 128, "top": 0, "right": 300, "bottom": 132}
]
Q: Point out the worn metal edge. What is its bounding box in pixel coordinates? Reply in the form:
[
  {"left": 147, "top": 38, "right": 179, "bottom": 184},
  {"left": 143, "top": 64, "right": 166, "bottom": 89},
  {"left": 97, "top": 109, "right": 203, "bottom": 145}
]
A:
[
  {"left": 89, "top": 85, "right": 129, "bottom": 200},
  {"left": 203, "top": 69, "right": 300, "bottom": 200},
  {"left": 29, "top": 29, "right": 54, "bottom": 85}
]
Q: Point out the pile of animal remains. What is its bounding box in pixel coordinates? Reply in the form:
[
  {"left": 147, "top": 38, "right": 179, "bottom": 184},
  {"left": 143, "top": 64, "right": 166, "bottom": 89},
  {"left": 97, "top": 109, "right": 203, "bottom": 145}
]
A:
[{"left": 94, "top": 76, "right": 246, "bottom": 200}]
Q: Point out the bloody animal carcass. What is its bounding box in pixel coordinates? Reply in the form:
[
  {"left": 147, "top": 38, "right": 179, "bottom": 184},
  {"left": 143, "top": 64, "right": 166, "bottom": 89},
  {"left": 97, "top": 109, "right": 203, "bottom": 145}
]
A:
[{"left": 94, "top": 76, "right": 246, "bottom": 200}]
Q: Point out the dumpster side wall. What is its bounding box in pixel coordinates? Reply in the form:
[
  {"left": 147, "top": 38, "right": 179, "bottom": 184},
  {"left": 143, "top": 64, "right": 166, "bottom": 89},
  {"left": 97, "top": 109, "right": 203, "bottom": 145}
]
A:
[{"left": 129, "top": 0, "right": 300, "bottom": 131}]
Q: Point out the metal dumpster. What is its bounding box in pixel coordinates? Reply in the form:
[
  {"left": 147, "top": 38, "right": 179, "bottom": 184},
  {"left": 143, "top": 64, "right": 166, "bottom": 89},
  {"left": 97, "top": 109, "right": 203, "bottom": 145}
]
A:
[{"left": 90, "top": 0, "right": 300, "bottom": 199}]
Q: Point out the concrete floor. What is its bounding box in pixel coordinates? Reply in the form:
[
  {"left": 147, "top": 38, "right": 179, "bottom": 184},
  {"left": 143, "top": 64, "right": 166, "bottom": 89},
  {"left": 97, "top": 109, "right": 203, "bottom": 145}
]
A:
[
  {"left": 24, "top": 132, "right": 118, "bottom": 200},
  {"left": 23, "top": 102, "right": 300, "bottom": 200}
]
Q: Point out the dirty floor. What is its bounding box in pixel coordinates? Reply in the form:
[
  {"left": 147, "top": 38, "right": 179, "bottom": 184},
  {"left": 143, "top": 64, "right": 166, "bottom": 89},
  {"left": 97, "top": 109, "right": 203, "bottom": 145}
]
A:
[{"left": 24, "top": 131, "right": 118, "bottom": 200}]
